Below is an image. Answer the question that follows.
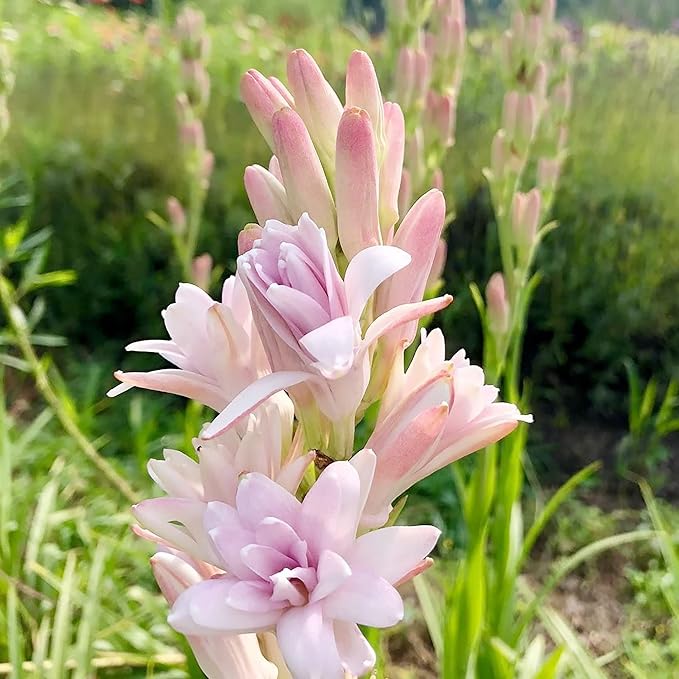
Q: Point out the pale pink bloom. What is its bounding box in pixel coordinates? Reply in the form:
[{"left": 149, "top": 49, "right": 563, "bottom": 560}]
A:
[
  {"left": 168, "top": 450, "right": 441, "bottom": 679},
  {"left": 151, "top": 551, "right": 279, "bottom": 679},
  {"left": 425, "top": 238, "right": 447, "bottom": 293},
  {"left": 108, "top": 277, "right": 268, "bottom": 411},
  {"left": 133, "top": 400, "right": 312, "bottom": 564},
  {"left": 201, "top": 214, "right": 452, "bottom": 451},
  {"left": 192, "top": 253, "right": 213, "bottom": 292},
  {"left": 362, "top": 329, "right": 532, "bottom": 527}
]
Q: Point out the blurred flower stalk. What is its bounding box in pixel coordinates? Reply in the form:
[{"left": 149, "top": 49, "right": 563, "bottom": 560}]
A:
[
  {"left": 110, "top": 43, "right": 531, "bottom": 677},
  {"left": 154, "top": 8, "right": 215, "bottom": 288}
]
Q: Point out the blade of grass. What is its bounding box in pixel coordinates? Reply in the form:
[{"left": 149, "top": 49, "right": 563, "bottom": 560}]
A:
[
  {"left": 6, "top": 584, "right": 25, "bottom": 678},
  {"left": 48, "top": 551, "right": 77, "bottom": 679}
]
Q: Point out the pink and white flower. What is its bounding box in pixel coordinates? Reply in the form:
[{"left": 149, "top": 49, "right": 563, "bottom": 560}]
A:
[
  {"left": 168, "top": 450, "right": 440, "bottom": 679},
  {"left": 362, "top": 328, "right": 533, "bottom": 527},
  {"left": 108, "top": 277, "right": 269, "bottom": 411},
  {"left": 201, "top": 214, "right": 452, "bottom": 456}
]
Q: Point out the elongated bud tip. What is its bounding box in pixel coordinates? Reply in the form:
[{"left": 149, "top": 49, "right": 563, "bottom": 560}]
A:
[
  {"left": 166, "top": 196, "right": 186, "bottom": 234},
  {"left": 238, "top": 223, "right": 263, "bottom": 255},
  {"left": 192, "top": 253, "right": 213, "bottom": 291},
  {"left": 486, "top": 272, "right": 510, "bottom": 336}
]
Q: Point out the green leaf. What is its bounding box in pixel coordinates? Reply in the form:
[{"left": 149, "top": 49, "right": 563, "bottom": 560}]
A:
[
  {"left": 48, "top": 551, "right": 78, "bottom": 679},
  {"left": 413, "top": 572, "right": 444, "bottom": 659},
  {"left": 7, "top": 583, "right": 25, "bottom": 677}
]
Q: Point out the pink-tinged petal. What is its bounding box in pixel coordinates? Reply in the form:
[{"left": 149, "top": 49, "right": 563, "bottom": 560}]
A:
[
  {"left": 226, "top": 580, "right": 282, "bottom": 613},
  {"left": 147, "top": 449, "right": 202, "bottom": 500},
  {"left": 300, "top": 460, "right": 361, "bottom": 557},
  {"left": 202, "top": 371, "right": 312, "bottom": 439},
  {"left": 347, "top": 525, "right": 441, "bottom": 585},
  {"left": 106, "top": 381, "right": 133, "bottom": 397},
  {"left": 394, "top": 556, "right": 434, "bottom": 587},
  {"left": 277, "top": 604, "right": 344, "bottom": 679},
  {"left": 197, "top": 447, "right": 239, "bottom": 505},
  {"left": 268, "top": 76, "right": 294, "bottom": 107},
  {"left": 170, "top": 577, "right": 281, "bottom": 634},
  {"left": 151, "top": 552, "right": 201, "bottom": 603},
  {"left": 345, "top": 50, "right": 385, "bottom": 152},
  {"left": 268, "top": 155, "right": 283, "bottom": 182},
  {"left": 299, "top": 316, "right": 355, "bottom": 376},
  {"left": 362, "top": 295, "right": 453, "bottom": 349},
  {"left": 266, "top": 284, "right": 330, "bottom": 338},
  {"left": 241, "top": 544, "right": 297, "bottom": 579},
  {"left": 323, "top": 572, "right": 404, "bottom": 627},
  {"left": 240, "top": 69, "right": 290, "bottom": 151},
  {"left": 344, "top": 245, "right": 411, "bottom": 322},
  {"left": 377, "top": 189, "right": 446, "bottom": 346},
  {"left": 310, "top": 550, "right": 352, "bottom": 602},
  {"left": 335, "top": 107, "right": 381, "bottom": 261},
  {"left": 275, "top": 451, "right": 315, "bottom": 495},
  {"left": 124, "top": 339, "right": 179, "bottom": 356},
  {"left": 204, "top": 501, "right": 257, "bottom": 579},
  {"left": 132, "top": 498, "right": 216, "bottom": 563},
  {"left": 348, "top": 449, "right": 377, "bottom": 530},
  {"left": 255, "top": 518, "right": 308, "bottom": 566},
  {"left": 287, "top": 49, "right": 343, "bottom": 171},
  {"left": 108, "top": 369, "right": 227, "bottom": 411},
  {"left": 244, "top": 165, "right": 292, "bottom": 225},
  {"left": 272, "top": 107, "right": 337, "bottom": 249},
  {"left": 379, "top": 102, "right": 405, "bottom": 235},
  {"left": 333, "top": 621, "right": 376, "bottom": 677},
  {"left": 238, "top": 225, "right": 263, "bottom": 255},
  {"left": 236, "top": 473, "right": 302, "bottom": 529}
]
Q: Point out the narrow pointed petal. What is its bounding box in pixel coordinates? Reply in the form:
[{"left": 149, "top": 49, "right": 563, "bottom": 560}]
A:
[
  {"left": 299, "top": 316, "right": 355, "bottom": 376},
  {"left": 344, "top": 245, "right": 411, "bottom": 321},
  {"left": 109, "top": 369, "right": 227, "bottom": 411},
  {"left": 335, "top": 107, "right": 380, "bottom": 260},
  {"left": 202, "top": 371, "right": 312, "bottom": 439},
  {"left": 333, "top": 621, "right": 376, "bottom": 677},
  {"left": 275, "top": 451, "right": 315, "bottom": 494},
  {"left": 272, "top": 108, "right": 337, "bottom": 248},
  {"left": 310, "top": 550, "right": 352, "bottom": 602},
  {"left": 345, "top": 50, "right": 385, "bottom": 155}
]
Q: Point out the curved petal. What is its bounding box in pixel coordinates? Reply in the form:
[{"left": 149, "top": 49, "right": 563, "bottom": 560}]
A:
[
  {"left": 310, "top": 550, "right": 352, "bottom": 603},
  {"left": 202, "top": 371, "right": 311, "bottom": 439},
  {"left": 344, "top": 245, "right": 411, "bottom": 321},
  {"left": 346, "top": 525, "right": 441, "bottom": 585},
  {"left": 276, "top": 604, "right": 343, "bottom": 679},
  {"left": 108, "top": 369, "right": 227, "bottom": 411},
  {"left": 322, "top": 572, "right": 404, "bottom": 628},
  {"left": 236, "top": 473, "right": 301, "bottom": 529},
  {"left": 299, "top": 316, "right": 355, "bottom": 375},
  {"left": 334, "top": 620, "right": 376, "bottom": 677}
]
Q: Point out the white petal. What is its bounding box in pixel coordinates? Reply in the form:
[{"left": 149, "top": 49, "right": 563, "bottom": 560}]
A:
[
  {"left": 299, "top": 316, "right": 355, "bottom": 375},
  {"left": 334, "top": 620, "right": 376, "bottom": 677}
]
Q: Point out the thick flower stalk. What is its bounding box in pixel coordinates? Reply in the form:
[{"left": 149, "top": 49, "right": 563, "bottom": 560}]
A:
[{"left": 109, "top": 42, "right": 532, "bottom": 679}]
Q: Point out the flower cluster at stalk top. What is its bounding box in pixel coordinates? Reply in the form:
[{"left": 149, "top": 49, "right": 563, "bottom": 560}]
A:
[{"left": 109, "top": 48, "right": 531, "bottom": 679}]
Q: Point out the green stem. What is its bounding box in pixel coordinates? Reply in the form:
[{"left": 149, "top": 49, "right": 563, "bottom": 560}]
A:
[{"left": 0, "top": 277, "right": 140, "bottom": 504}]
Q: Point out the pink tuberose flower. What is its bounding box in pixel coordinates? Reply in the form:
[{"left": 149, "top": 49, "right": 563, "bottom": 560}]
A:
[
  {"left": 362, "top": 328, "right": 533, "bottom": 527},
  {"left": 108, "top": 276, "right": 268, "bottom": 411},
  {"left": 168, "top": 450, "right": 441, "bottom": 679},
  {"left": 201, "top": 214, "right": 452, "bottom": 455}
]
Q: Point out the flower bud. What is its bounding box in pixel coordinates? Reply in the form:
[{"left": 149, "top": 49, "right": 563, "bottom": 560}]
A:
[
  {"left": 237, "top": 223, "right": 263, "bottom": 255},
  {"left": 175, "top": 8, "right": 209, "bottom": 61},
  {"left": 537, "top": 157, "right": 561, "bottom": 194},
  {"left": 426, "top": 91, "right": 456, "bottom": 149},
  {"left": 413, "top": 49, "right": 432, "bottom": 110},
  {"left": 268, "top": 155, "right": 283, "bottom": 183},
  {"left": 240, "top": 69, "right": 291, "bottom": 151},
  {"left": 268, "top": 76, "right": 295, "bottom": 107},
  {"left": 486, "top": 272, "right": 510, "bottom": 337},
  {"left": 490, "top": 130, "right": 509, "bottom": 181},
  {"left": 272, "top": 108, "right": 337, "bottom": 248},
  {"left": 346, "top": 51, "right": 385, "bottom": 159},
  {"left": 287, "top": 49, "right": 343, "bottom": 172},
  {"left": 515, "top": 93, "right": 537, "bottom": 152},
  {"left": 406, "top": 126, "right": 426, "bottom": 193},
  {"left": 502, "top": 91, "right": 519, "bottom": 138},
  {"left": 380, "top": 102, "right": 405, "bottom": 236},
  {"left": 552, "top": 77, "right": 573, "bottom": 120},
  {"left": 511, "top": 189, "right": 541, "bottom": 255},
  {"left": 524, "top": 14, "right": 543, "bottom": 64},
  {"left": 244, "top": 164, "right": 292, "bottom": 225},
  {"left": 192, "top": 253, "right": 213, "bottom": 291},
  {"left": 201, "top": 151, "right": 214, "bottom": 184},
  {"left": 398, "top": 169, "right": 412, "bottom": 219},
  {"left": 394, "top": 48, "right": 416, "bottom": 113},
  {"left": 180, "top": 119, "right": 206, "bottom": 154},
  {"left": 181, "top": 60, "right": 210, "bottom": 111},
  {"left": 166, "top": 196, "right": 186, "bottom": 235},
  {"left": 335, "top": 107, "right": 381, "bottom": 260},
  {"left": 425, "top": 237, "right": 447, "bottom": 292}
]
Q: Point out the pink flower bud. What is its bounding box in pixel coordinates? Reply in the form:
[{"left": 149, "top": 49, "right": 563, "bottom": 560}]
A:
[
  {"left": 541, "top": 0, "right": 556, "bottom": 24},
  {"left": 538, "top": 157, "right": 561, "bottom": 193},
  {"left": 166, "top": 196, "right": 186, "bottom": 235},
  {"left": 515, "top": 93, "right": 537, "bottom": 151},
  {"left": 425, "top": 237, "right": 447, "bottom": 291},
  {"left": 268, "top": 155, "right": 283, "bottom": 182},
  {"left": 486, "top": 272, "right": 510, "bottom": 336},
  {"left": 240, "top": 69, "right": 291, "bottom": 151},
  {"left": 490, "top": 130, "right": 509, "bottom": 180},
  {"left": 175, "top": 91, "right": 191, "bottom": 124},
  {"left": 181, "top": 60, "right": 210, "bottom": 110},
  {"left": 524, "top": 14, "right": 543, "bottom": 61},
  {"left": 192, "top": 253, "right": 213, "bottom": 291},
  {"left": 394, "top": 48, "right": 416, "bottom": 113},
  {"left": 511, "top": 189, "right": 541, "bottom": 254},
  {"left": 180, "top": 119, "right": 206, "bottom": 154},
  {"left": 406, "top": 126, "right": 426, "bottom": 193},
  {"left": 398, "top": 169, "right": 412, "bottom": 219},
  {"left": 287, "top": 49, "right": 343, "bottom": 171},
  {"left": 552, "top": 77, "right": 572, "bottom": 118},
  {"left": 426, "top": 91, "right": 456, "bottom": 148},
  {"left": 502, "top": 91, "right": 519, "bottom": 138},
  {"left": 335, "top": 107, "right": 381, "bottom": 260},
  {"left": 201, "top": 151, "right": 214, "bottom": 184},
  {"left": 531, "top": 61, "right": 549, "bottom": 103},
  {"left": 413, "top": 49, "right": 432, "bottom": 109},
  {"left": 244, "top": 164, "right": 292, "bottom": 225},
  {"left": 346, "top": 51, "right": 385, "bottom": 157},
  {"left": 272, "top": 107, "right": 337, "bottom": 248},
  {"left": 379, "top": 102, "right": 405, "bottom": 236},
  {"left": 268, "top": 76, "right": 294, "bottom": 107},
  {"left": 431, "top": 167, "right": 444, "bottom": 191},
  {"left": 238, "top": 224, "right": 263, "bottom": 255}
]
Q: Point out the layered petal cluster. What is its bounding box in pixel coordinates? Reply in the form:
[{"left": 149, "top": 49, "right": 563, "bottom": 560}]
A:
[
  {"left": 133, "top": 401, "right": 313, "bottom": 563},
  {"left": 168, "top": 450, "right": 440, "bottom": 679},
  {"left": 362, "top": 329, "right": 533, "bottom": 527},
  {"left": 152, "top": 551, "right": 279, "bottom": 678},
  {"left": 108, "top": 277, "right": 268, "bottom": 411},
  {"left": 202, "top": 214, "right": 451, "bottom": 454}
]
